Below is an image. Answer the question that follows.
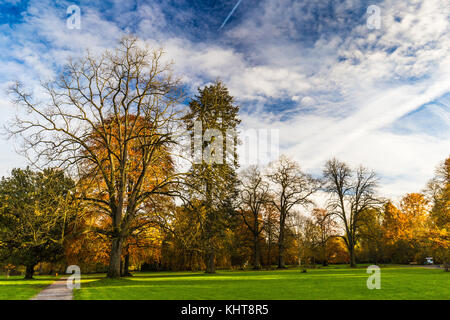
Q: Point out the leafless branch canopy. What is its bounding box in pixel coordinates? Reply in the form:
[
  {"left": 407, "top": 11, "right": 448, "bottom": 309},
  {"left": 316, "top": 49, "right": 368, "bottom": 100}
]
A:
[
  {"left": 323, "top": 158, "right": 381, "bottom": 263},
  {"left": 8, "top": 36, "right": 185, "bottom": 239}
]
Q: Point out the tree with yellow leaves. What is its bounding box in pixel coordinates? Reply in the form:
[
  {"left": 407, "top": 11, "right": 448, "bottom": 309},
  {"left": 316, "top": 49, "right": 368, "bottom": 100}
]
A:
[{"left": 426, "top": 157, "right": 450, "bottom": 271}]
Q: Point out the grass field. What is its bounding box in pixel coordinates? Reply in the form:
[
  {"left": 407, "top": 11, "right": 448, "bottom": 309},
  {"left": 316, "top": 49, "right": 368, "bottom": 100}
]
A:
[
  {"left": 0, "top": 275, "right": 58, "bottom": 300},
  {"left": 1, "top": 267, "right": 448, "bottom": 300},
  {"left": 71, "top": 266, "right": 450, "bottom": 300}
]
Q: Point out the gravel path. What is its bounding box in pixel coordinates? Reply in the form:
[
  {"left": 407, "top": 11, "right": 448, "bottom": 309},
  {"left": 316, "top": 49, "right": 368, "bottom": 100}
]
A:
[{"left": 30, "top": 277, "right": 73, "bottom": 300}]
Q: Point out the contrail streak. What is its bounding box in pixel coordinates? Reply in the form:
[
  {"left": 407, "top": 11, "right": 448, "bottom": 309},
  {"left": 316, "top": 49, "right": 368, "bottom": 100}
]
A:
[{"left": 219, "top": 0, "right": 243, "bottom": 30}]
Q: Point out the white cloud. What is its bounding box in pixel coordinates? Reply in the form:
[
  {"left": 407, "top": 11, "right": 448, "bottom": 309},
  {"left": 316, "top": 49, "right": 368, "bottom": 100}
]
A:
[{"left": 0, "top": 0, "right": 448, "bottom": 200}]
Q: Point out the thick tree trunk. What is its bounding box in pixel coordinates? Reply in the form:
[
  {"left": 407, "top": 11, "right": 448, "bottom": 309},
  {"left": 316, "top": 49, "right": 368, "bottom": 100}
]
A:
[
  {"left": 108, "top": 237, "right": 123, "bottom": 278},
  {"left": 24, "top": 264, "right": 35, "bottom": 279},
  {"left": 349, "top": 244, "right": 356, "bottom": 268},
  {"left": 252, "top": 234, "right": 261, "bottom": 269},
  {"left": 278, "top": 251, "right": 285, "bottom": 268},
  {"left": 205, "top": 246, "right": 215, "bottom": 273}
]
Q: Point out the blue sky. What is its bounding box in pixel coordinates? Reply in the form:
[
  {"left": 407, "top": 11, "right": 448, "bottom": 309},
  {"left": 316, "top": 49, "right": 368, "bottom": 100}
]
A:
[{"left": 0, "top": 0, "right": 449, "bottom": 201}]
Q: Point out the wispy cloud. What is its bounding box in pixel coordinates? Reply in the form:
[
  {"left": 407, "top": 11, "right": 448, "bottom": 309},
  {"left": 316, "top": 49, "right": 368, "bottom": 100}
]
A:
[{"left": 0, "top": 0, "right": 448, "bottom": 201}]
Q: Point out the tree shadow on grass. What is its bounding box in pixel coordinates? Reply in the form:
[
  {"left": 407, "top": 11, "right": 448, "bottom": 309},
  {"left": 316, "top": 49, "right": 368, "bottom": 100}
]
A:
[
  {"left": 132, "top": 270, "right": 288, "bottom": 280},
  {"left": 0, "top": 277, "right": 57, "bottom": 282}
]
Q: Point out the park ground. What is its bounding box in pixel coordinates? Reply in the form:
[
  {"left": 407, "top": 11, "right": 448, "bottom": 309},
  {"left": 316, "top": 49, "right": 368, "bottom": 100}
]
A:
[
  {"left": 0, "top": 275, "right": 58, "bottom": 300},
  {"left": 1, "top": 265, "right": 449, "bottom": 300}
]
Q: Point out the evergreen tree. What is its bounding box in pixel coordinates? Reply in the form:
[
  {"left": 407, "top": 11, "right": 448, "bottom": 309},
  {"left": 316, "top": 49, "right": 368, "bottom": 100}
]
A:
[
  {"left": 183, "top": 81, "right": 240, "bottom": 273},
  {"left": 0, "top": 168, "right": 76, "bottom": 278}
]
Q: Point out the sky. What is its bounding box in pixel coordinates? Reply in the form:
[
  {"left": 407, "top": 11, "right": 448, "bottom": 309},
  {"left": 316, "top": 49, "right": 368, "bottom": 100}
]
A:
[{"left": 0, "top": 0, "right": 449, "bottom": 201}]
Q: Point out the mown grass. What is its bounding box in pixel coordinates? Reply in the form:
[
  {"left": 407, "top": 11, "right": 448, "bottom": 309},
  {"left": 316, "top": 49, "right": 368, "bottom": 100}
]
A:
[
  {"left": 0, "top": 275, "right": 58, "bottom": 300},
  {"left": 72, "top": 266, "right": 449, "bottom": 300}
]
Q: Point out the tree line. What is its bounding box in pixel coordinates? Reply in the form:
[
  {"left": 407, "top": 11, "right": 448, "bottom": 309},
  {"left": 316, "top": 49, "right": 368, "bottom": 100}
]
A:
[{"left": 0, "top": 37, "right": 448, "bottom": 278}]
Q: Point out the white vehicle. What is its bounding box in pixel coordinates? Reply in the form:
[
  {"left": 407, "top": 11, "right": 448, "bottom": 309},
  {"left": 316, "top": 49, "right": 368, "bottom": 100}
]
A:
[{"left": 424, "top": 257, "right": 434, "bottom": 265}]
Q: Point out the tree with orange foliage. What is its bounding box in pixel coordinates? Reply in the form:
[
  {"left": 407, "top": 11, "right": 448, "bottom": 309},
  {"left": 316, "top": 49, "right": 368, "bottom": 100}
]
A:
[
  {"left": 399, "top": 193, "right": 430, "bottom": 238},
  {"left": 382, "top": 194, "right": 430, "bottom": 263},
  {"left": 72, "top": 113, "right": 176, "bottom": 276},
  {"left": 382, "top": 201, "right": 404, "bottom": 243}
]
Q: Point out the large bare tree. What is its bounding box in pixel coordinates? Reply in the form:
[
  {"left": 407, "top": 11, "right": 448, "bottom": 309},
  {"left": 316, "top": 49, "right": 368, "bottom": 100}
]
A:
[
  {"left": 323, "top": 158, "right": 380, "bottom": 267},
  {"left": 238, "top": 165, "right": 270, "bottom": 269},
  {"left": 267, "top": 156, "right": 320, "bottom": 268},
  {"left": 8, "top": 37, "right": 184, "bottom": 278}
]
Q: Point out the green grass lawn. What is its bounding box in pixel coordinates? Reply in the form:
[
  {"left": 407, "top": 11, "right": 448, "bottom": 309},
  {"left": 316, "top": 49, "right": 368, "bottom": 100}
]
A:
[
  {"left": 0, "top": 275, "right": 58, "bottom": 300},
  {"left": 72, "top": 266, "right": 449, "bottom": 300}
]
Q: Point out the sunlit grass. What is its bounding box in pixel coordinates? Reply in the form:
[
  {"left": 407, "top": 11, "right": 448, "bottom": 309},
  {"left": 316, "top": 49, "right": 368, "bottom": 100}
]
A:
[
  {"left": 72, "top": 267, "right": 449, "bottom": 300},
  {"left": 0, "top": 275, "right": 58, "bottom": 300}
]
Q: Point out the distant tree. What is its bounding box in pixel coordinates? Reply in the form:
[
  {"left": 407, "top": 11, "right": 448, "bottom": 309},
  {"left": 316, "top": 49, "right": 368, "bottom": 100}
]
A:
[
  {"left": 311, "top": 208, "right": 338, "bottom": 266},
  {"left": 399, "top": 193, "right": 430, "bottom": 238},
  {"left": 427, "top": 157, "right": 450, "bottom": 228},
  {"left": 0, "top": 168, "right": 76, "bottom": 279},
  {"left": 289, "top": 211, "right": 316, "bottom": 268},
  {"left": 358, "top": 208, "right": 385, "bottom": 264},
  {"left": 326, "top": 237, "right": 350, "bottom": 264},
  {"left": 267, "top": 156, "right": 320, "bottom": 268},
  {"left": 426, "top": 228, "right": 449, "bottom": 271},
  {"left": 382, "top": 194, "right": 430, "bottom": 263},
  {"left": 183, "top": 81, "right": 240, "bottom": 273},
  {"left": 323, "top": 158, "right": 380, "bottom": 267},
  {"left": 426, "top": 157, "right": 450, "bottom": 271},
  {"left": 382, "top": 201, "right": 404, "bottom": 243},
  {"left": 262, "top": 202, "right": 279, "bottom": 268},
  {"left": 238, "top": 166, "right": 270, "bottom": 269}
]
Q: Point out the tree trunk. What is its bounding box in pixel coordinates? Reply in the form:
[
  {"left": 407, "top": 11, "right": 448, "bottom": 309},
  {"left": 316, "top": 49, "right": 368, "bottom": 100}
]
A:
[
  {"left": 349, "top": 244, "right": 356, "bottom": 268},
  {"left": 252, "top": 234, "right": 261, "bottom": 269},
  {"left": 267, "top": 229, "right": 272, "bottom": 268},
  {"left": 24, "top": 264, "right": 35, "bottom": 279},
  {"left": 123, "top": 253, "right": 131, "bottom": 276},
  {"left": 322, "top": 246, "right": 328, "bottom": 266},
  {"left": 278, "top": 251, "right": 285, "bottom": 268},
  {"left": 204, "top": 183, "right": 215, "bottom": 274},
  {"left": 277, "top": 225, "right": 285, "bottom": 268},
  {"left": 108, "top": 237, "right": 123, "bottom": 278}
]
